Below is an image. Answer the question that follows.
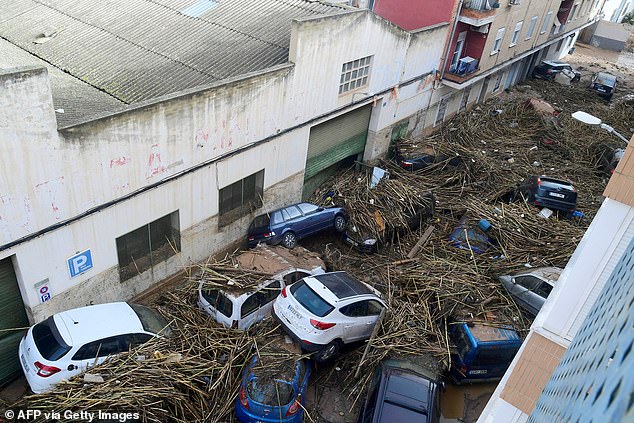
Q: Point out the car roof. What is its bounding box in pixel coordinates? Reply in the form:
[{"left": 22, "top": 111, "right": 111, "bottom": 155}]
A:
[
  {"left": 312, "top": 272, "right": 374, "bottom": 299},
  {"left": 466, "top": 323, "right": 521, "bottom": 343},
  {"left": 376, "top": 366, "right": 436, "bottom": 423},
  {"left": 515, "top": 266, "right": 562, "bottom": 285},
  {"left": 595, "top": 72, "right": 617, "bottom": 84},
  {"left": 53, "top": 302, "right": 144, "bottom": 346}
]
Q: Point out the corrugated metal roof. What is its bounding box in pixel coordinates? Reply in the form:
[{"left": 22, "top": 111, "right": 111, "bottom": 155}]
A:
[{"left": 0, "top": 0, "right": 344, "bottom": 126}]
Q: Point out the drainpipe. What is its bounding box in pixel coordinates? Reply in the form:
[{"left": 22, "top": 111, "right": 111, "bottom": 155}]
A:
[{"left": 440, "top": 0, "right": 466, "bottom": 81}]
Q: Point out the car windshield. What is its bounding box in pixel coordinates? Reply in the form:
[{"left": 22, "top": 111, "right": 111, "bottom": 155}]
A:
[
  {"left": 290, "top": 281, "right": 334, "bottom": 317},
  {"left": 33, "top": 317, "right": 72, "bottom": 361},
  {"left": 596, "top": 73, "right": 616, "bottom": 85},
  {"left": 247, "top": 377, "right": 295, "bottom": 406},
  {"left": 130, "top": 304, "right": 172, "bottom": 336}
]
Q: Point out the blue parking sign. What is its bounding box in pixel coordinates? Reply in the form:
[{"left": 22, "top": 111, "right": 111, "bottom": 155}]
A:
[{"left": 67, "top": 250, "right": 93, "bottom": 278}]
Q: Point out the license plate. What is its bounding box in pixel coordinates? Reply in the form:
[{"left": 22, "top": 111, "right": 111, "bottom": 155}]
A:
[
  {"left": 21, "top": 354, "right": 30, "bottom": 373},
  {"left": 597, "top": 87, "right": 606, "bottom": 92},
  {"left": 549, "top": 192, "right": 565, "bottom": 198},
  {"left": 469, "top": 369, "right": 487, "bottom": 375},
  {"left": 287, "top": 304, "right": 302, "bottom": 320}
]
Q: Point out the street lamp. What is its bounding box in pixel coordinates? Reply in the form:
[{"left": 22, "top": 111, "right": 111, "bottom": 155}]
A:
[{"left": 571, "top": 111, "right": 630, "bottom": 145}]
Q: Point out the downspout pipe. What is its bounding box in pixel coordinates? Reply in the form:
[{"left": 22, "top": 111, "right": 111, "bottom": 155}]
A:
[{"left": 440, "top": 0, "right": 465, "bottom": 81}]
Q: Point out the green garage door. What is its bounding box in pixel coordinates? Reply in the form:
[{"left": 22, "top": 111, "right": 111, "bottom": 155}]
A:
[
  {"left": 0, "top": 257, "right": 29, "bottom": 386},
  {"left": 303, "top": 105, "right": 372, "bottom": 198}
]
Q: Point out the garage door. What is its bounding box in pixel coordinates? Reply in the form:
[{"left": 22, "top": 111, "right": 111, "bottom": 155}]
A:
[
  {"left": 303, "top": 105, "right": 372, "bottom": 198},
  {"left": 0, "top": 257, "right": 29, "bottom": 386}
]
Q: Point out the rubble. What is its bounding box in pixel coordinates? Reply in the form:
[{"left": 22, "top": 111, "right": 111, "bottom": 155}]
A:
[{"left": 14, "top": 79, "right": 634, "bottom": 422}]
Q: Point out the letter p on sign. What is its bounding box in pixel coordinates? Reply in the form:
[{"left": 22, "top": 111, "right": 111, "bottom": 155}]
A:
[{"left": 67, "top": 249, "right": 94, "bottom": 278}]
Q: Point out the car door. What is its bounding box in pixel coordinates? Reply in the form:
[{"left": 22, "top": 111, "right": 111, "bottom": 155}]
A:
[
  {"left": 239, "top": 280, "right": 282, "bottom": 329},
  {"left": 70, "top": 335, "right": 127, "bottom": 373},
  {"left": 511, "top": 275, "right": 543, "bottom": 315},
  {"left": 297, "top": 203, "right": 324, "bottom": 235},
  {"left": 339, "top": 300, "right": 384, "bottom": 342},
  {"left": 282, "top": 206, "right": 306, "bottom": 237}
]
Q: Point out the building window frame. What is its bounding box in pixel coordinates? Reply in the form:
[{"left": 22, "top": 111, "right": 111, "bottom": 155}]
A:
[
  {"left": 218, "top": 169, "right": 264, "bottom": 227},
  {"left": 339, "top": 56, "right": 373, "bottom": 95},
  {"left": 510, "top": 21, "right": 523, "bottom": 46},
  {"left": 491, "top": 27, "right": 506, "bottom": 55},
  {"left": 116, "top": 211, "right": 181, "bottom": 282},
  {"left": 541, "top": 11, "right": 553, "bottom": 34},
  {"left": 526, "top": 16, "right": 538, "bottom": 39},
  {"left": 493, "top": 72, "right": 503, "bottom": 92},
  {"left": 434, "top": 95, "right": 450, "bottom": 127}
]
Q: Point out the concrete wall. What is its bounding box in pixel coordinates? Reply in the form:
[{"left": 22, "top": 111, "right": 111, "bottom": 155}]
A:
[{"left": 1, "top": 10, "right": 450, "bottom": 321}]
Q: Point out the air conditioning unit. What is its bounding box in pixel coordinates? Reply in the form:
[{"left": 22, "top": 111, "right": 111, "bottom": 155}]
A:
[
  {"left": 457, "top": 57, "right": 478, "bottom": 75},
  {"left": 508, "top": 0, "right": 520, "bottom": 5}
]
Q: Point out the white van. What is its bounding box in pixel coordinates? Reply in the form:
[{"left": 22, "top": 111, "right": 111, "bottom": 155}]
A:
[{"left": 197, "top": 245, "right": 325, "bottom": 329}]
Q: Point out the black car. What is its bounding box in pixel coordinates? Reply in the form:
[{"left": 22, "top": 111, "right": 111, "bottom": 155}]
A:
[
  {"left": 247, "top": 202, "right": 346, "bottom": 249},
  {"left": 532, "top": 61, "right": 581, "bottom": 82},
  {"left": 590, "top": 72, "right": 617, "bottom": 100},
  {"left": 358, "top": 359, "right": 442, "bottom": 423},
  {"left": 515, "top": 176, "right": 577, "bottom": 216}
]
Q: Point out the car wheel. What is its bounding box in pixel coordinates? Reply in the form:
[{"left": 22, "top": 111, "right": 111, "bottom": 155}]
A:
[
  {"left": 334, "top": 215, "right": 347, "bottom": 232},
  {"left": 314, "top": 340, "right": 341, "bottom": 363},
  {"left": 281, "top": 232, "right": 297, "bottom": 249}
]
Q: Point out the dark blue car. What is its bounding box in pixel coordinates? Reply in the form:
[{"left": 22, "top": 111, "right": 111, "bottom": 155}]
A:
[
  {"left": 247, "top": 202, "right": 346, "bottom": 249},
  {"left": 235, "top": 355, "right": 311, "bottom": 423}
]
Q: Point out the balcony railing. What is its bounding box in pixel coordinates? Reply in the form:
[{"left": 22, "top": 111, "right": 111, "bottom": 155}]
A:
[{"left": 460, "top": 0, "right": 497, "bottom": 25}]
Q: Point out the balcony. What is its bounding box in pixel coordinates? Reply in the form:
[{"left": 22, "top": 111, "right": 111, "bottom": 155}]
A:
[
  {"left": 459, "top": 0, "right": 499, "bottom": 26},
  {"left": 444, "top": 58, "right": 480, "bottom": 84}
]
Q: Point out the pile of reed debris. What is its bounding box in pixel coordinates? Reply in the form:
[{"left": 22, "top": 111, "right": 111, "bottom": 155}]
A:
[{"left": 16, "top": 80, "right": 633, "bottom": 422}]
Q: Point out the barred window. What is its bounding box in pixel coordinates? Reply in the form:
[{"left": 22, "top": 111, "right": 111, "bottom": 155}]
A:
[
  {"left": 116, "top": 211, "right": 181, "bottom": 282},
  {"left": 339, "top": 56, "right": 372, "bottom": 94},
  {"left": 218, "top": 170, "right": 264, "bottom": 227}
]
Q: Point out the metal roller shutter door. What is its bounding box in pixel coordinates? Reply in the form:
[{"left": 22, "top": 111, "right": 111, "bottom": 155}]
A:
[
  {"left": 304, "top": 105, "right": 372, "bottom": 181},
  {"left": 0, "top": 257, "right": 29, "bottom": 386}
]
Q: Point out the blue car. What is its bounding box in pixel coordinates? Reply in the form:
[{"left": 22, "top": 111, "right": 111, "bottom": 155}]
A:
[
  {"left": 235, "top": 355, "right": 311, "bottom": 423},
  {"left": 247, "top": 202, "right": 346, "bottom": 249}
]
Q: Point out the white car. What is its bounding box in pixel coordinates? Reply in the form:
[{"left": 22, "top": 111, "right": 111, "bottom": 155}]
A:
[
  {"left": 19, "top": 302, "right": 170, "bottom": 393},
  {"left": 198, "top": 268, "right": 321, "bottom": 330},
  {"left": 272, "top": 271, "right": 386, "bottom": 362},
  {"left": 198, "top": 244, "right": 325, "bottom": 330}
]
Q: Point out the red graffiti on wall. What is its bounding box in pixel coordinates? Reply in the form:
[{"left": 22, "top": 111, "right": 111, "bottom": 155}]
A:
[{"left": 146, "top": 144, "right": 165, "bottom": 179}]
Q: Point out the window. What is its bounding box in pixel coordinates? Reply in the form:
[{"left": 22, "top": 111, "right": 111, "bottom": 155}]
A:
[
  {"left": 284, "top": 205, "right": 302, "bottom": 221},
  {"left": 493, "top": 72, "right": 503, "bottom": 92},
  {"left": 340, "top": 300, "right": 383, "bottom": 317},
  {"left": 339, "top": 56, "right": 372, "bottom": 94},
  {"left": 526, "top": 16, "right": 538, "bottom": 39},
  {"left": 72, "top": 336, "right": 124, "bottom": 361},
  {"left": 459, "top": 86, "right": 472, "bottom": 113},
  {"left": 297, "top": 203, "right": 319, "bottom": 215},
  {"left": 450, "top": 31, "right": 467, "bottom": 72},
  {"left": 33, "top": 317, "right": 71, "bottom": 361},
  {"left": 541, "top": 11, "right": 553, "bottom": 34},
  {"left": 515, "top": 275, "right": 542, "bottom": 290},
  {"left": 569, "top": 4, "right": 578, "bottom": 21},
  {"left": 241, "top": 280, "right": 282, "bottom": 318},
  {"left": 218, "top": 170, "right": 264, "bottom": 227},
  {"left": 201, "top": 288, "right": 233, "bottom": 318},
  {"left": 116, "top": 211, "right": 181, "bottom": 282},
  {"left": 491, "top": 27, "right": 505, "bottom": 54},
  {"left": 536, "top": 282, "right": 553, "bottom": 298},
  {"left": 434, "top": 95, "right": 450, "bottom": 127},
  {"left": 510, "top": 21, "right": 523, "bottom": 46},
  {"left": 290, "top": 280, "right": 334, "bottom": 317}
]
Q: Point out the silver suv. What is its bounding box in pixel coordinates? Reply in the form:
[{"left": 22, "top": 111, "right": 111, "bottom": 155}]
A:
[{"left": 499, "top": 267, "right": 562, "bottom": 316}]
